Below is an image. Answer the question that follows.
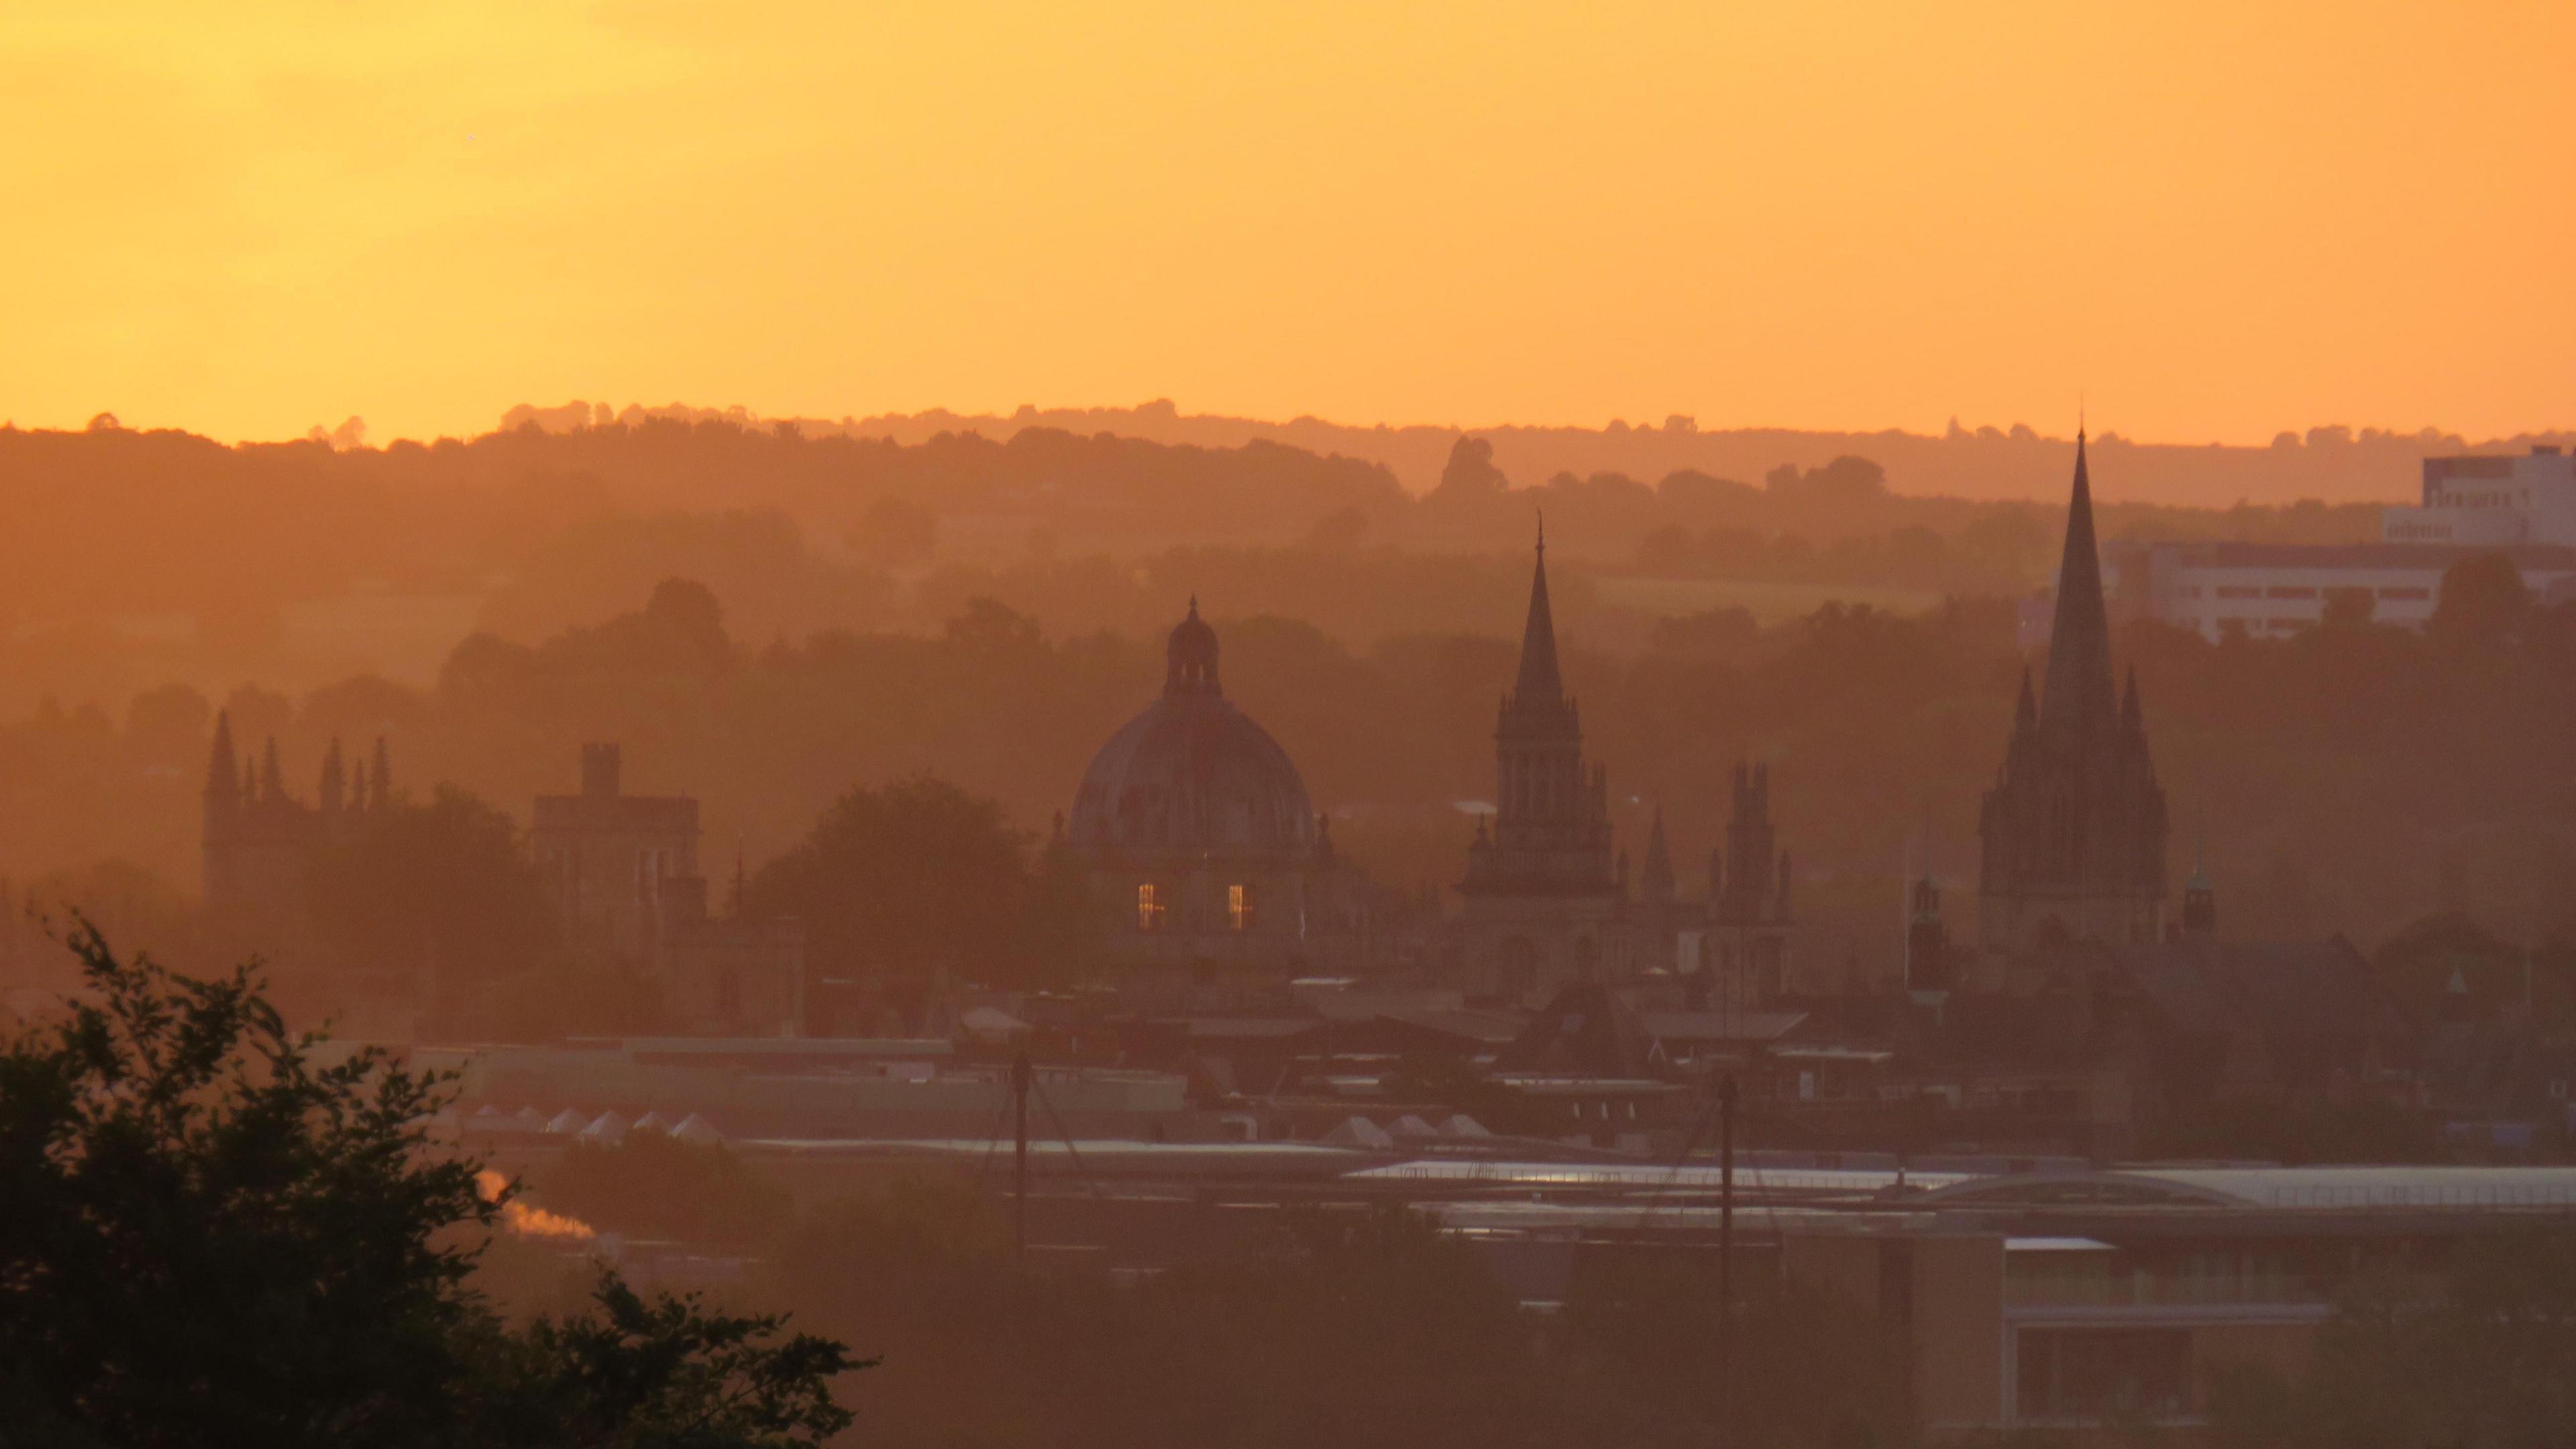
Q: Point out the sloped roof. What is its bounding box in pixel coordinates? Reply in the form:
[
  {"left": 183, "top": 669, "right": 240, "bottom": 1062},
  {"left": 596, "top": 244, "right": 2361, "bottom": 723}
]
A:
[{"left": 1497, "top": 983, "right": 1656, "bottom": 1077}]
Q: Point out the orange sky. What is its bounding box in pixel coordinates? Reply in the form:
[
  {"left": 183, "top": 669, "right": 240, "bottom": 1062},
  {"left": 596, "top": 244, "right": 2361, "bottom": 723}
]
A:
[{"left": 5, "top": 1, "right": 2573, "bottom": 448}]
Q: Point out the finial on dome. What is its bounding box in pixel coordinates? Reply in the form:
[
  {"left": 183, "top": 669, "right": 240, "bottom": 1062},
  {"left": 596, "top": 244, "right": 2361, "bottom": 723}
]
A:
[{"left": 1165, "top": 598, "right": 1222, "bottom": 698}]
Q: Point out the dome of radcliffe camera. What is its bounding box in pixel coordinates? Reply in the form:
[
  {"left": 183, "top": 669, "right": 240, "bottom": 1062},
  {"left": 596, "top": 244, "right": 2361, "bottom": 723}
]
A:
[{"left": 1067, "top": 602, "right": 1317, "bottom": 857}]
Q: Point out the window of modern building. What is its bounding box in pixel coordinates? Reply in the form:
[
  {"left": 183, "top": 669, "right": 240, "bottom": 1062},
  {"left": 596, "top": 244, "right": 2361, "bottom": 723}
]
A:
[
  {"left": 1137, "top": 883, "right": 1164, "bottom": 931},
  {"left": 2216, "top": 585, "right": 2262, "bottom": 599},
  {"left": 2265, "top": 585, "right": 2318, "bottom": 599},
  {"left": 2379, "top": 586, "right": 2431, "bottom": 600},
  {"left": 1228, "top": 883, "right": 1252, "bottom": 931}
]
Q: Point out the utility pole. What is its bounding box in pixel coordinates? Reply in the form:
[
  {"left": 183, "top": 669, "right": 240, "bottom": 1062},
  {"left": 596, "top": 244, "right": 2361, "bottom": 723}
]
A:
[
  {"left": 1715, "top": 1071, "right": 1739, "bottom": 1448},
  {"left": 1012, "top": 1051, "right": 1032, "bottom": 1257}
]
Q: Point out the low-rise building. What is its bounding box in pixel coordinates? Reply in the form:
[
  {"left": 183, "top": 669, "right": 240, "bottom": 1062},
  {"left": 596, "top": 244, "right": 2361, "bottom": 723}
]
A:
[{"left": 2012, "top": 447, "right": 2576, "bottom": 647}]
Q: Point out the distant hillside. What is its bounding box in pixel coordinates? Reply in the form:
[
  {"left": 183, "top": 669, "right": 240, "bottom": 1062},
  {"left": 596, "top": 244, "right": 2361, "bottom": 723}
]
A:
[{"left": 501, "top": 398, "right": 2576, "bottom": 507}]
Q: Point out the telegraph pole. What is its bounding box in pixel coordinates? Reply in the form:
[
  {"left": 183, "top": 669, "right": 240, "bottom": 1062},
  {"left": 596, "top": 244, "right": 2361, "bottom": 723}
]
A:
[
  {"left": 1012, "top": 1051, "right": 1032, "bottom": 1256},
  {"left": 1715, "top": 1071, "right": 1739, "bottom": 1448}
]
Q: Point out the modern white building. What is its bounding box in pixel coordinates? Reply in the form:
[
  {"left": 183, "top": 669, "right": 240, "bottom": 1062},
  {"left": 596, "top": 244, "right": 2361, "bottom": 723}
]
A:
[
  {"left": 2385, "top": 445, "right": 2576, "bottom": 546},
  {"left": 2092, "top": 540, "right": 2576, "bottom": 641},
  {"left": 2015, "top": 445, "right": 2576, "bottom": 647}
]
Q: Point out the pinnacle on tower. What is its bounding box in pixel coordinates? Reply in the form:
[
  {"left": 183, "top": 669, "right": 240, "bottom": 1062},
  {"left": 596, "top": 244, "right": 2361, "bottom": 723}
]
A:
[
  {"left": 319, "top": 738, "right": 346, "bottom": 814},
  {"left": 204, "top": 712, "right": 238, "bottom": 804},
  {"left": 1641, "top": 804, "right": 1674, "bottom": 904}
]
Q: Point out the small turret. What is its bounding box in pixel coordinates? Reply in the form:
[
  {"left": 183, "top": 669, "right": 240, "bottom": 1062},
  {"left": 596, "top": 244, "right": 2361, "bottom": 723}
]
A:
[
  {"left": 1907, "top": 851, "right": 1951, "bottom": 995},
  {"left": 1640, "top": 805, "right": 1674, "bottom": 906},
  {"left": 203, "top": 712, "right": 239, "bottom": 820},
  {"left": 319, "top": 738, "right": 345, "bottom": 815},
  {"left": 2182, "top": 832, "right": 2216, "bottom": 939}
]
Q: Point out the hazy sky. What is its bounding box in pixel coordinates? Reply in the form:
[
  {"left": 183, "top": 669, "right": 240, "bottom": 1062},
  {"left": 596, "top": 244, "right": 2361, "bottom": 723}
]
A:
[{"left": 6, "top": 1, "right": 2572, "bottom": 447}]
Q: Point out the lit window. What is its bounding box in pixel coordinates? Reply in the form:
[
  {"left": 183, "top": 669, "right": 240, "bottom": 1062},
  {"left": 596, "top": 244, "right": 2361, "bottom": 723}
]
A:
[
  {"left": 1228, "top": 883, "right": 1252, "bottom": 930},
  {"left": 1138, "top": 883, "right": 1164, "bottom": 931}
]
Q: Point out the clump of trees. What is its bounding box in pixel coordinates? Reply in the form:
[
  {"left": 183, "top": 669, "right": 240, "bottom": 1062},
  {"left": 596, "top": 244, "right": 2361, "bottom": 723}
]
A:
[{"left": 0, "top": 921, "right": 861, "bottom": 1446}]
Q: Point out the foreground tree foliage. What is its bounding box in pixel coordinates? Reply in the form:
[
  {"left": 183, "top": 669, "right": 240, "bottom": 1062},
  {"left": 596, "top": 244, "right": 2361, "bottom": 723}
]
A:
[{"left": 0, "top": 922, "right": 862, "bottom": 1448}]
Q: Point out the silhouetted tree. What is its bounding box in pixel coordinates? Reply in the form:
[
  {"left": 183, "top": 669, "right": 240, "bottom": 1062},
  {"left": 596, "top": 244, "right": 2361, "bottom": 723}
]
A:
[
  {"left": 1429, "top": 435, "right": 1509, "bottom": 503},
  {"left": 2429, "top": 552, "right": 2531, "bottom": 655},
  {"left": 747, "top": 773, "right": 1094, "bottom": 988},
  {"left": 0, "top": 922, "right": 860, "bottom": 1446}
]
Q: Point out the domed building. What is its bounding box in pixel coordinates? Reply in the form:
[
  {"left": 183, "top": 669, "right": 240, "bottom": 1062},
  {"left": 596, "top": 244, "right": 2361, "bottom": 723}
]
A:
[{"left": 1060, "top": 601, "right": 1380, "bottom": 975}]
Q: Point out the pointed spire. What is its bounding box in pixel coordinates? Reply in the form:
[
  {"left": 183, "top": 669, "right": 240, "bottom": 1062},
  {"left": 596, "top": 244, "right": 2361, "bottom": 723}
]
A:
[
  {"left": 2015, "top": 665, "right": 2037, "bottom": 734},
  {"left": 259, "top": 737, "right": 284, "bottom": 803},
  {"left": 319, "top": 738, "right": 345, "bottom": 814},
  {"left": 1642, "top": 804, "right": 1674, "bottom": 903},
  {"left": 204, "top": 712, "right": 238, "bottom": 802},
  {"left": 1511, "top": 519, "right": 1566, "bottom": 706},
  {"left": 2040, "top": 425, "right": 2118, "bottom": 734}
]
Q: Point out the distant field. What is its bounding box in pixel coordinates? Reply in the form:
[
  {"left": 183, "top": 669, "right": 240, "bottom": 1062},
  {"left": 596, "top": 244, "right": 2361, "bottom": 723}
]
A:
[{"left": 1591, "top": 576, "right": 1949, "bottom": 623}]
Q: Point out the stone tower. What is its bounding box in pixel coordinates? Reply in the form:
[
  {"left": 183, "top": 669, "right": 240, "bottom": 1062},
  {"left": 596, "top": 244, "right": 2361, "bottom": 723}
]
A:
[
  {"left": 1458, "top": 524, "right": 1627, "bottom": 1000},
  {"left": 1978, "top": 430, "right": 2170, "bottom": 949}
]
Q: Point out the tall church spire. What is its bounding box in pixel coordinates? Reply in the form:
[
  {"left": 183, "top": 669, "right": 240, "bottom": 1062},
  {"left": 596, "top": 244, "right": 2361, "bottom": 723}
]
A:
[
  {"left": 1511, "top": 519, "right": 1566, "bottom": 708},
  {"left": 2040, "top": 426, "right": 2118, "bottom": 734}
]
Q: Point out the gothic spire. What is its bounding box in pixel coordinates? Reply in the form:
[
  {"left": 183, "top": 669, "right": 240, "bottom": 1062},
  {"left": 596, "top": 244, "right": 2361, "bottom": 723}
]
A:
[
  {"left": 2040, "top": 427, "right": 2118, "bottom": 735},
  {"left": 1511, "top": 520, "right": 1566, "bottom": 707},
  {"left": 2015, "top": 665, "right": 2037, "bottom": 735},
  {"left": 259, "top": 737, "right": 285, "bottom": 803}
]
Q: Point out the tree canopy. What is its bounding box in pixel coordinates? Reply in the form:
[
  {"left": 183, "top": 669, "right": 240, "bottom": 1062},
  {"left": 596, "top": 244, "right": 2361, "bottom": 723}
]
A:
[
  {"left": 0, "top": 921, "right": 861, "bottom": 1447},
  {"left": 747, "top": 772, "right": 1097, "bottom": 989}
]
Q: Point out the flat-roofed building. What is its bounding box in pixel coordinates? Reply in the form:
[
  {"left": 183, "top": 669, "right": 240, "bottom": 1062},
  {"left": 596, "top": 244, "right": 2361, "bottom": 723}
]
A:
[{"left": 2384, "top": 443, "right": 2576, "bottom": 546}]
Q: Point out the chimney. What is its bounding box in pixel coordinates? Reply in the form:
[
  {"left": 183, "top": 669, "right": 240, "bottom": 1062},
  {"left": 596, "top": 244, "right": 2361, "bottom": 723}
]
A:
[{"left": 582, "top": 743, "right": 623, "bottom": 800}]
